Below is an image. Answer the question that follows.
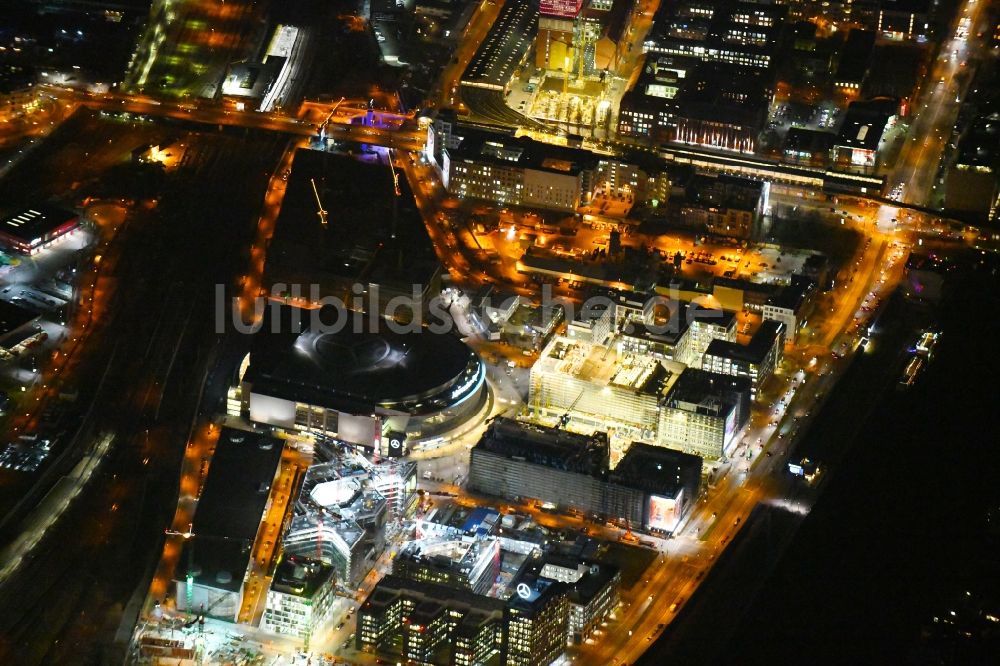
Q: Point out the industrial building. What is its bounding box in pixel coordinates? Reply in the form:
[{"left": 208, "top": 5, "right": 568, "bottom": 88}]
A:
[
  {"left": 0, "top": 204, "right": 80, "bottom": 255},
  {"left": 174, "top": 428, "right": 284, "bottom": 620},
  {"left": 260, "top": 556, "right": 337, "bottom": 641},
  {"left": 468, "top": 419, "right": 702, "bottom": 532},
  {"left": 703, "top": 319, "right": 785, "bottom": 396},
  {"left": 658, "top": 368, "right": 752, "bottom": 459},
  {"left": 240, "top": 304, "right": 486, "bottom": 448}
]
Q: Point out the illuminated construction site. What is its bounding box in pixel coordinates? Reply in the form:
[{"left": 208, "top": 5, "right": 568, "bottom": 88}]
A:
[
  {"left": 529, "top": 0, "right": 635, "bottom": 130},
  {"left": 528, "top": 335, "right": 686, "bottom": 462}
]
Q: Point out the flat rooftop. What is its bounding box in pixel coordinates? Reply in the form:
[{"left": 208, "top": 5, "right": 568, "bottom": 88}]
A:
[
  {"left": 449, "top": 127, "right": 599, "bottom": 176},
  {"left": 610, "top": 442, "right": 702, "bottom": 497},
  {"left": 461, "top": 0, "right": 537, "bottom": 89},
  {"left": 183, "top": 427, "right": 284, "bottom": 592},
  {"left": 473, "top": 418, "right": 610, "bottom": 476},
  {"left": 834, "top": 29, "right": 876, "bottom": 82},
  {"left": 271, "top": 556, "right": 334, "bottom": 599},
  {"left": 265, "top": 150, "right": 439, "bottom": 294},
  {"left": 705, "top": 318, "right": 784, "bottom": 364},
  {"left": 671, "top": 63, "right": 771, "bottom": 127},
  {"left": 363, "top": 574, "right": 507, "bottom": 613},
  {"left": 0, "top": 204, "right": 77, "bottom": 243},
  {"left": 534, "top": 336, "right": 684, "bottom": 395},
  {"left": 666, "top": 367, "right": 751, "bottom": 413},
  {"left": 0, "top": 299, "right": 41, "bottom": 339}
]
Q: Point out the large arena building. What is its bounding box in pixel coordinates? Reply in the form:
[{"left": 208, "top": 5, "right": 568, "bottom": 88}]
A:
[{"left": 240, "top": 305, "right": 487, "bottom": 451}]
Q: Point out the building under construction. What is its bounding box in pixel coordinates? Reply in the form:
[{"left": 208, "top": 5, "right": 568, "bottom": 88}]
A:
[
  {"left": 280, "top": 442, "right": 416, "bottom": 587},
  {"left": 263, "top": 149, "right": 442, "bottom": 318}
]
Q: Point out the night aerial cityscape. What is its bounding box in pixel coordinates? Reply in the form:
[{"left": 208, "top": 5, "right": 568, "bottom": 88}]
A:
[{"left": 0, "top": 0, "right": 998, "bottom": 664}]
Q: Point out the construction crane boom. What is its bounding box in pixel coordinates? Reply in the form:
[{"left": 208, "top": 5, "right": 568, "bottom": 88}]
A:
[
  {"left": 311, "top": 178, "right": 328, "bottom": 227},
  {"left": 317, "top": 96, "right": 345, "bottom": 137}
]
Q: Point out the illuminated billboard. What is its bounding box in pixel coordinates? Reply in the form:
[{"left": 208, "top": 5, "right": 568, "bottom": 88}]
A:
[
  {"left": 648, "top": 493, "right": 680, "bottom": 532},
  {"left": 540, "top": 0, "right": 583, "bottom": 18},
  {"left": 723, "top": 406, "right": 739, "bottom": 457}
]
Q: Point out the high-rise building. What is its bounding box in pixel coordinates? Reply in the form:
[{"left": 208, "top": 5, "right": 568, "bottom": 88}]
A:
[
  {"left": 505, "top": 578, "right": 570, "bottom": 666},
  {"left": 703, "top": 319, "right": 785, "bottom": 396},
  {"left": 356, "top": 575, "right": 507, "bottom": 664},
  {"left": 260, "top": 556, "right": 337, "bottom": 640},
  {"left": 658, "top": 368, "right": 752, "bottom": 459}
]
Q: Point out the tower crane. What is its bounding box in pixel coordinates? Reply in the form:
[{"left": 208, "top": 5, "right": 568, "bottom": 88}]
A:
[
  {"left": 557, "top": 389, "right": 586, "bottom": 429},
  {"left": 316, "top": 96, "right": 345, "bottom": 139},
  {"left": 311, "top": 178, "right": 328, "bottom": 227}
]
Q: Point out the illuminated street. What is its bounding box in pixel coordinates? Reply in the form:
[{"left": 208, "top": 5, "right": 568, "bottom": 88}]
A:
[{"left": 0, "top": 0, "right": 997, "bottom": 664}]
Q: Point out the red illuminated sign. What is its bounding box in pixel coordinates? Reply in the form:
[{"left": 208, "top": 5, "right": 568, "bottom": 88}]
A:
[{"left": 540, "top": 0, "right": 583, "bottom": 18}]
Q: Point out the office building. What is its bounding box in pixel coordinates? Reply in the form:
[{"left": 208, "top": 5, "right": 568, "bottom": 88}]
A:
[
  {"left": 659, "top": 368, "right": 751, "bottom": 459},
  {"left": 833, "top": 29, "right": 876, "bottom": 93},
  {"left": 617, "top": 55, "right": 701, "bottom": 141},
  {"left": 441, "top": 128, "right": 598, "bottom": 212},
  {"left": 393, "top": 536, "right": 502, "bottom": 596},
  {"left": 876, "top": 0, "right": 931, "bottom": 41},
  {"left": 680, "top": 174, "right": 769, "bottom": 240},
  {"left": 667, "top": 62, "right": 772, "bottom": 153},
  {"left": 761, "top": 275, "right": 816, "bottom": 336},
  {"left": 945, "top": 104, "right": 1000, "bottom": 221},
  {"left": 703, "top": 319, "right": 785, "bottom": 396},
  {"left": 505, "top": 578, "right": 570, "bottom": 666},
  {"left": 566, "top": 562, "right": 620, "bottom": 643},
  {"left": 260, "top": 556, "right": 336, "bottom": 640},
  {"left": 357, "top": 575, "right": 507, "bottom": 665},
  {"left": 675, "top": 306, "right": 737, "bottom": 368},
  {"left": 783, "top": 128, "right": 836, "bottom": 166},
  {"left": 468, "top": 419, "right": 702, "bottom": 532},
  {"left": 281, "top": 453, "right": 392, "bottom": 586},
  {"left": 643, "top": 0, "right": 787, "bottom": 71}
]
